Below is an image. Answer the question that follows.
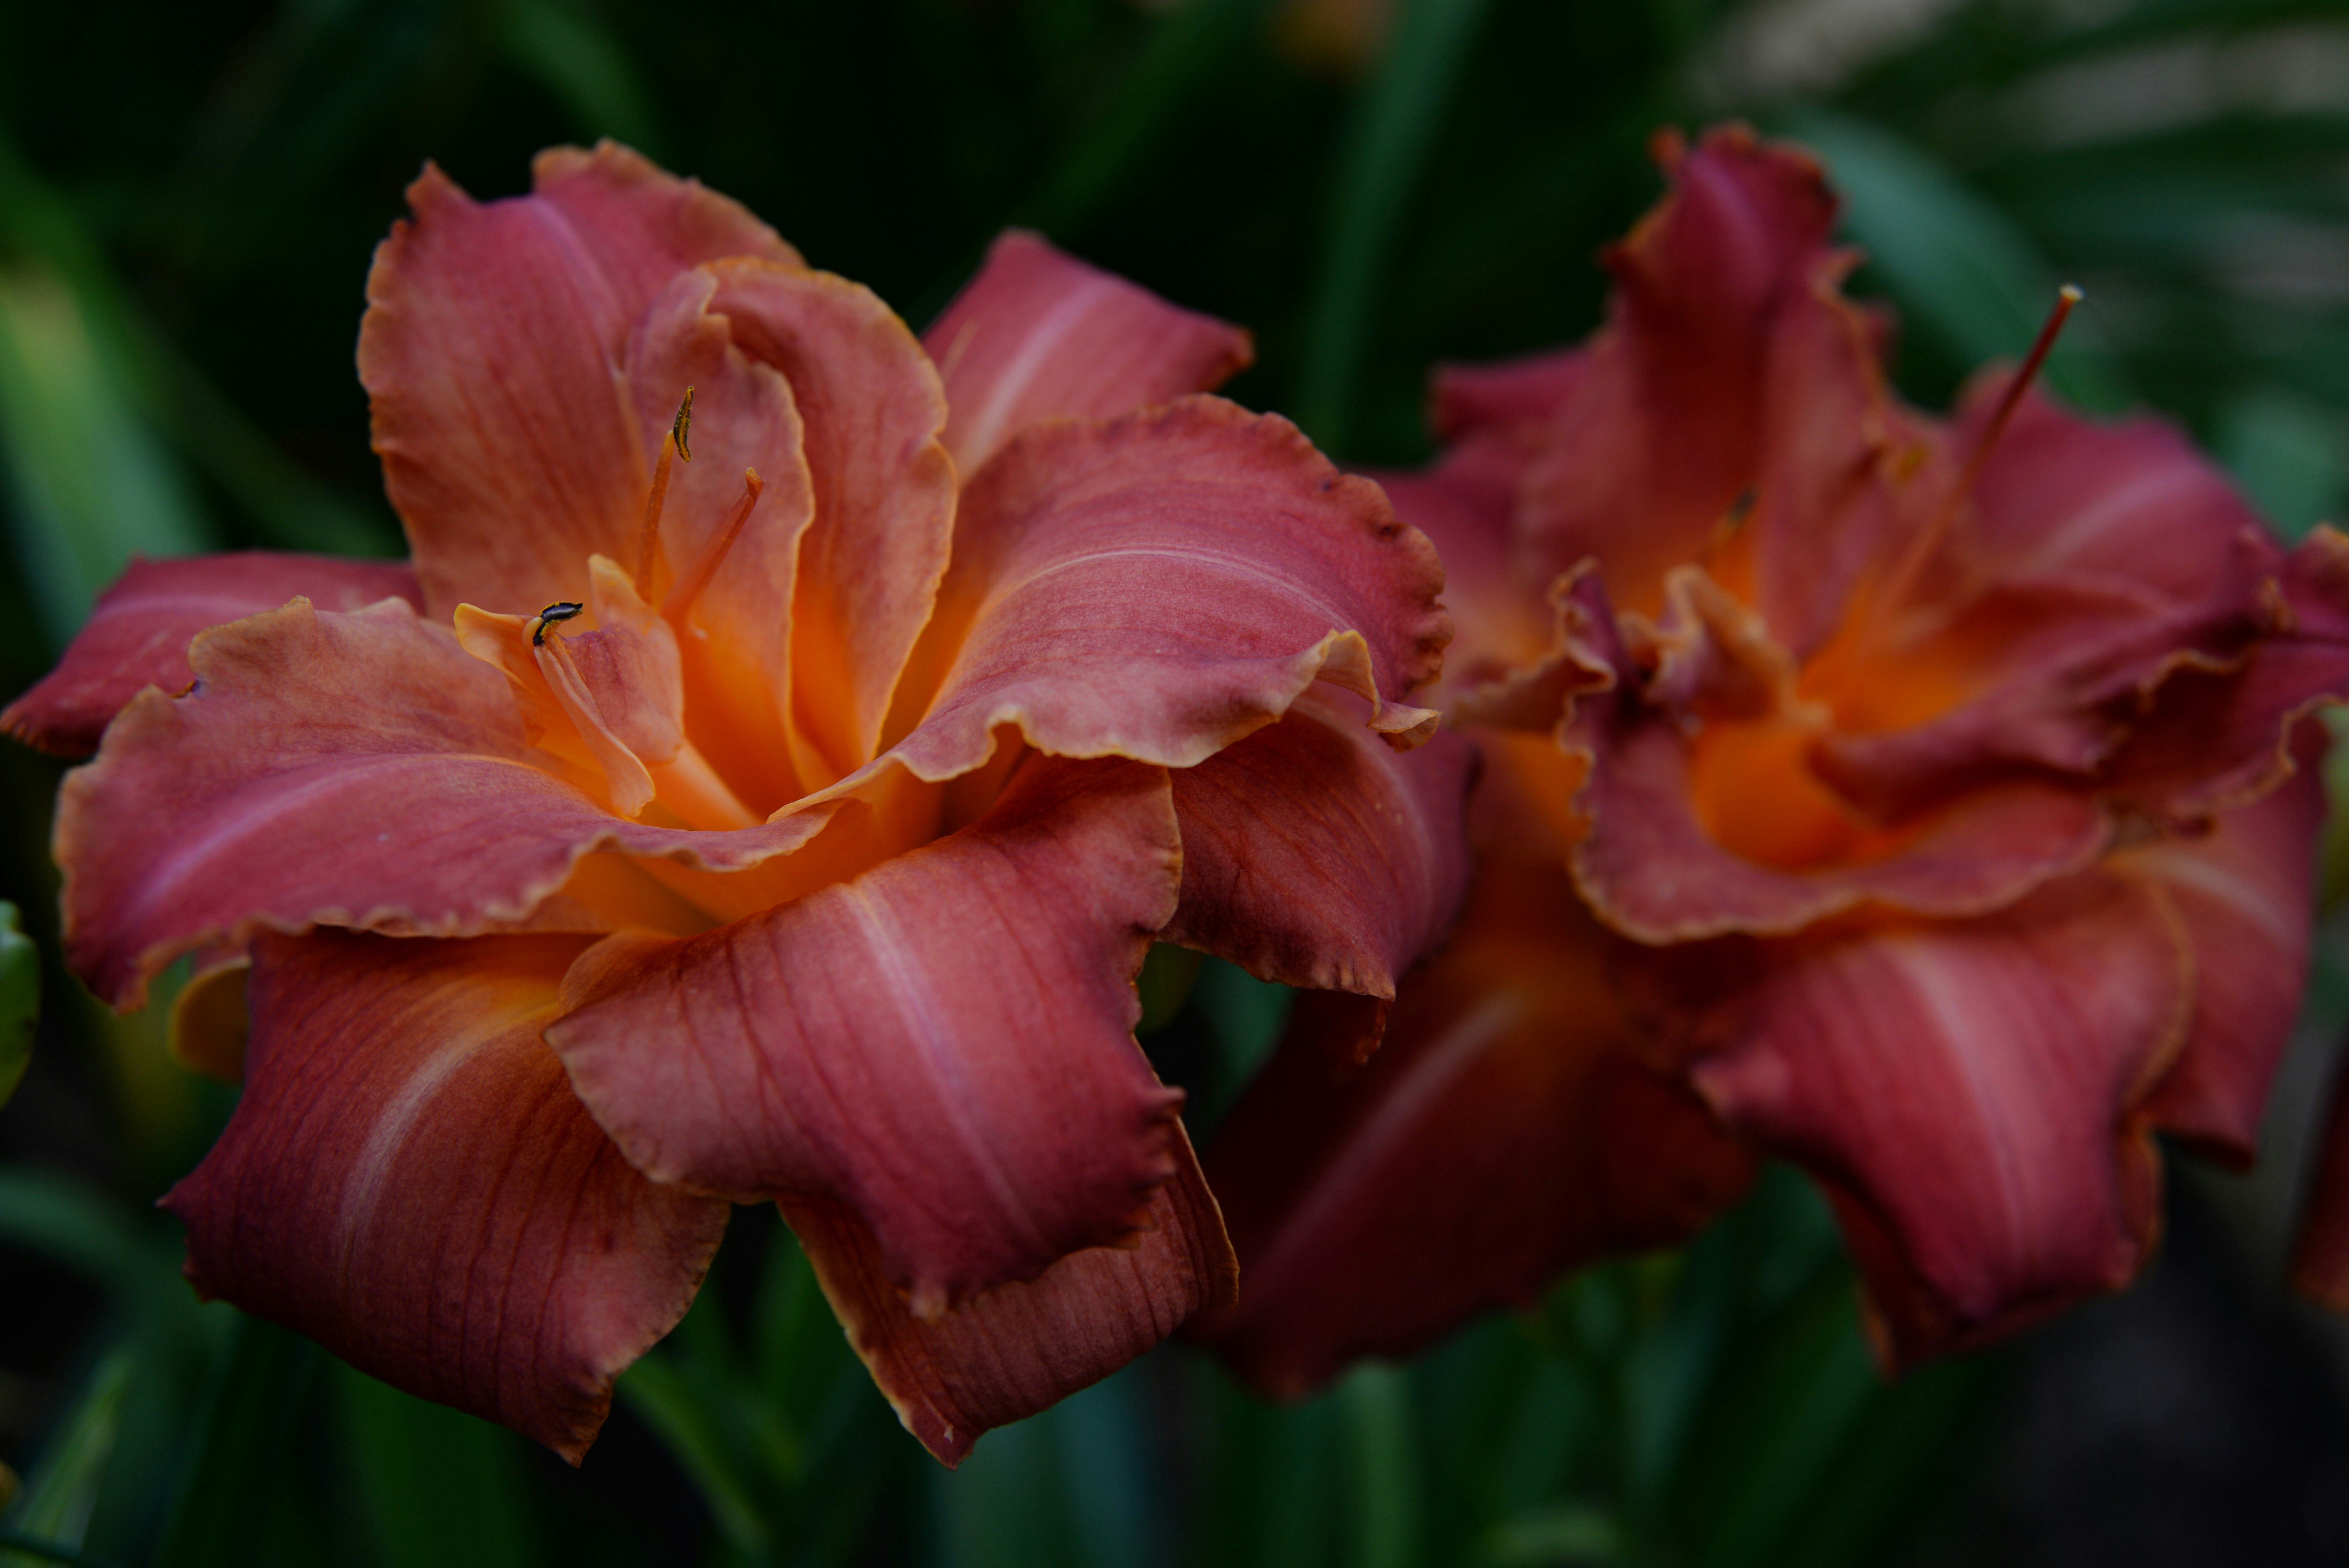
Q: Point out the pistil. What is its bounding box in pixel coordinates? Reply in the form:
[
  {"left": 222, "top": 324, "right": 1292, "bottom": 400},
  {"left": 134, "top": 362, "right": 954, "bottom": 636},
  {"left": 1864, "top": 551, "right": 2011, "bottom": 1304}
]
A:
[{"left": 663, "top": 468, "right": 765, "bottom": 623}]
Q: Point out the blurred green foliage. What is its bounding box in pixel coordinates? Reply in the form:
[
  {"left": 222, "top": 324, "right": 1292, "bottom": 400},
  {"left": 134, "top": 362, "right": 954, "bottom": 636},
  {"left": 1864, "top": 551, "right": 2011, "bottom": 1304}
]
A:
[{"left": 3, "top": 0, "right": 2349, "bottom": 1563}]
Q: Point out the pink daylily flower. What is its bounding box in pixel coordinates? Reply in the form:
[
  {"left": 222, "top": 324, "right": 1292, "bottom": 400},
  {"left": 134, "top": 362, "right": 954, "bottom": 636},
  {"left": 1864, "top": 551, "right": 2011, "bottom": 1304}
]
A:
[
  {"left": 5, "top": 144, "right": 1474, "bottom": 1464},
  {"left": 1192, "top": 125, "right": 2349, "bottom": 1396}
]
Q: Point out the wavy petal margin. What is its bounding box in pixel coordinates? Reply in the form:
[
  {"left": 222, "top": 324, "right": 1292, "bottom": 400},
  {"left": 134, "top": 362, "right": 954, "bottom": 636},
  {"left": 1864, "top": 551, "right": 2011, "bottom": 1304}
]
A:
[
  {"left": 549, "top": 756, "right": 1186, "bottom": 1316},
  {"left": 709, "top": 261, "right": 957, "bottom": 781},
  {"left": 1687, "top": 871, "right": 2189, "bottom": 1367},
  {"left": 784, "top": 1121, "right": 1234, "bottom": 1467},
  {"left": 887, "top": 397, "right": 1448, "bottom": 783},
  {"left": 362, "top": 147, "right": 795, "bottom": 619},
  {"left": 923, "top": 230, "right": 1254, "bottom": 478},
  {"left": 2124, "top": 742, "right": 2323, "bottom": 1162},
  {"left": 2, "top": 552, "right": 423, "bottom": 757},
  {"left": 1196, "top": 855, "right": 1754, "bottom": 1398},
  {"left": 161, "top": 929, "right": 727, "bottom": 1462},
  {"left": 1164, "top": 690, "right": 1474, "bottom": 1006},
  {"left": 62, "top": 599, "right": 833, "bottom": 1007}
]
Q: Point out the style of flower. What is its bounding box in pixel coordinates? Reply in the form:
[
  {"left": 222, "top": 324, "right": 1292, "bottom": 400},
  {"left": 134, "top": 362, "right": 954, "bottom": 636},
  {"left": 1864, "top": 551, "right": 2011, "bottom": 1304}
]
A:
[
  {"left": 4, "top": 145, "right": 1474, "bottom": 1463},
  {"left": 1192, "top": 125, "right": 2349, "bottom": 1395}
]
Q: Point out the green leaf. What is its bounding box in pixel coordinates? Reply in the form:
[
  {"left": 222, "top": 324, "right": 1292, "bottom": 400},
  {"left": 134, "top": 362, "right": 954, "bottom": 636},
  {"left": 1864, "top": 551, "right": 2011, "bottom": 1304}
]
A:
[
  {"left": 499, "top": 0, "right": 666, "bottom": 160},
  {"left": 0, "top": 905, "right": 34, "bottom": 1110},
  {"left": 0, "top": 129, "right": 393, "bottom": 559},
  {"left": 1295, "top": 0, "right": 1499, "bottom": 452},
  {"left": 0, "top": 1351, "right": 135, "bottom": 1566},
  {"left": 616, "top": 1352, "right": 775, "bottom": 1561},
  {"left": 0, "top": 1169, "right": 158, "bottom": 1292},
  {"left": 2213, "top": 383, "right": 2345, "bottom": 541},
  {"left": 153, "top": 1314, "right": 321, "bottom": 1568},
  {"left": 1484, "top": 1501, "right": 1629, "bottom": 1566},
  {"left": 1342, "top": 1365, "right": 1419, "bottom": 1568},
  {"left": 0, "top": 263, "right": 207, "bottom": 648},
  {"left": 1780, "top": 109, "right": 2133, "bottom": 414},
  {"left": 1014, "top": 0, "right": 1278, "bottom": 241},
  {"left": 335, "top": 1365, "right": 543, "bottom": 1568}
]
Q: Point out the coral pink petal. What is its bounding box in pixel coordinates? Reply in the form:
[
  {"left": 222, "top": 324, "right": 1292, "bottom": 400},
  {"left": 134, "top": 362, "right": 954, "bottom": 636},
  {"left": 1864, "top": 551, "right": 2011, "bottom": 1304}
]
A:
[
  {"left": 784, "top": 1123, "right": 1235, "bottom": 1467},
  {"left": 1373, "top": 446, "right": 1556, "bottom": 693},
  {"left": 1195, "top": 855, "right": 1755, "bottom": 1399},
  {"left": 2123, "top": 735, "right": 2324, "bottom": 1163},
  {"left": 1568, "top": 687, "right": 2108, "bottom": 942},
  {"left": 529, "top": 141, "right": 799, "bottom": 306},
  {"left": 1688, "top": 871, "right": 2189, "bottom": 1366},
  {"left": 887, "top": 398, "right": 1449, "bottom": 784},
  {"left": 622, "top": 269, "right": 818, "bottom": 807},
  {"left": 1164, "top": 690, "right": 1473, "bottom": 1004},
  {"left": 2106, "top": 526, "right": 2349, "bottom": 822},
  {"left": 2, "top": 552, "right": 420, "bottom": 757},
  {"left": 1428, "top": 346, "right": 1587, "bottom": 442},
  {"left": 160, "top": 929, "right": 726, "bottom": 1463},
  {"left": 707, "top": 261, "right": 956, "bottom": 778},
  {"left": 546, "top": 756, "right": 1187, "bottom": 1316},
  {"left": 361, "top": 150, "right": 790, "bottom": 620},
  {"left": 1514, "top": 126, "right": 1853, "bottom": 621},
  {"left": 61, "top": 599, "right": 832, "bottom": 1008},
  {"left": 924, "top": 230, "right": 1253, "bottom": 478}
]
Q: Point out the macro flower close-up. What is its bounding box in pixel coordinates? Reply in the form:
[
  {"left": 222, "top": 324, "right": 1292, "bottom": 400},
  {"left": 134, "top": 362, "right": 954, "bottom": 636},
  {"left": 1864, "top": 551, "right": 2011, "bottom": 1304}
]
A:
[
  {"left": 11, "top": 4, "right": 2349, "bottom": 1565},
  {"left": 0, "top": 145, "right": 1471, "bottom": 1467},
  {"left": 1199, "top": 124, "right": 2349, "bottom": 1393}
]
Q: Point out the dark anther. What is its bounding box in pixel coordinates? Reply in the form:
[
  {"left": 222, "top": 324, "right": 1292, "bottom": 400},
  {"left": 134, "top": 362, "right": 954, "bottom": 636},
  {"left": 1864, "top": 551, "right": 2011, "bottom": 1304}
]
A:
[{"left": 532, "top": 602, "right": 585, "bottom": 646}]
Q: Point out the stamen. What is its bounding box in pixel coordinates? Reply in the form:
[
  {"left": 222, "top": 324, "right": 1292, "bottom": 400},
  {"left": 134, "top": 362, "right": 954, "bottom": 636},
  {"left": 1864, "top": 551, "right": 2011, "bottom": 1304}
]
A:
[
  {"left": 634, "top": 387, "right": 696, "bottom": 590},
  {"left": 531, "top": 601, "right": 585, "bottom": 647},
  {"left": 1870, "top": 285, "right": 2083, "bottom": 624},
  {"left": 663, "top": 468, "right": 765, "bottom": 622}
]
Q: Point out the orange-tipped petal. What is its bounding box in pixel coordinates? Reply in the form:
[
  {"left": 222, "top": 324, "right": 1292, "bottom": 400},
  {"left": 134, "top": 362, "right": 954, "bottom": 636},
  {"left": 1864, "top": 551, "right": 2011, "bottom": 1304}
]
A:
[
  {"left": 1164, "top": 689, "right": 1474, "bottom": 1006},
  {"left": 1686, "top": 870, "right": 2189, "bottom": 1367},
  {"left": 362, "top": 149, "right": 793, "bottom": 619},
  {"left": 924, "top": 230, "right": 1254, "bottom": 478},
  {"left": 2123, "top": 733, "right": 2325, "bottom": 1163},
  {"left": 547, "top": 756, "right": 1187, "bottom": 1316},
  {"left": 705, "top": 261, "right": 955, "bottom": 780},
  {"left": 887, "top": 398, "right": 1449, "bottom": 786},
  {"left": 2, "top": 552, "right": 421, "bottom": 757},
  {"left": 1195, "top": 854, "right": 1755, "bottom": 1399},
  {"left": 61, "top": 598, "right": 834, "bottom": 1008},
  {"left": 786, "top": 1121, "right": 1236, "bottom": 1467},
  {"left": 160, "top": 929, "right": 727, "bottom": 1462}
]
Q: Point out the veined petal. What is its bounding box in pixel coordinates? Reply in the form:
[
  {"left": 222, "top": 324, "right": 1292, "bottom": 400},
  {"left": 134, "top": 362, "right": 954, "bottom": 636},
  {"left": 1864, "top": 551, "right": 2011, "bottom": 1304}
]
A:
[
  {"left": 706, "top": 261, "right": 956, "bottom": 781},
  {"left": 2105, "top": 526, "right": 2349, "bottom": 823},
  {"left": 2122, "top": 737, "right": 2323, "bottom": 1162},
  {"left": 361, "top": 150, "right": 793, "bottom": 619},
  {"left": 1164, "top": 689, "right": 1474, "bottom": 1006},
  {"left": 621, "top": 270, "right": 817, "bottom": 809},
  {"left": 886, "top": 398, "right": 1449, "bottom": 784},
  {"left": 784, "top": 1122, "right": 1235, "bottom": 1467},
  {"left": 1514, "top": 126, "right": 1856, "bottom": 620},
  {"left": 1687, "top": 871, "right": 2190, "bottom": 1366},
  {"left": 547, "top": 756, "right": 1185, "bottom": 1316},
  {"left": 924, "top": 230, "right": 1254, "bottom": 478},
  {"left": 530, "top": 141, "right": 799, "bottom": 309},
  {"left": 2, "top": 552, "right": 421, "bottom": 757},
  {"left": 1371, "top": 448, "right": 1554, "bottom": 695},
  {"left": 63, "top": 598, "right": 833, "bottom": 1007},
  {"left": 160, "top": 930, "right": 727, "bottom": 1462},
  {"left": 1196, "top": 855, "right": 1754, "bottom": 1399},
  {"left": 1566, "top": 669, "right": 2109, "bottom": 941}
]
